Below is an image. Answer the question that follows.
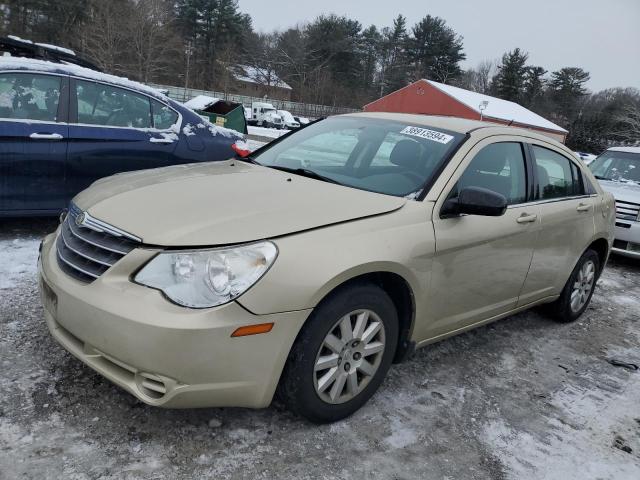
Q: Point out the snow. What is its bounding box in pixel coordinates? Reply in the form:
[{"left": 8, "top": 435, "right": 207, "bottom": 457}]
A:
[
  {"left": 0, "top": 56, "right": 169, "bottom": 101},
  {"left": 231, "top": 65, "right": 292, "bottom": 90},
  {"left": 35, "top": 43, "right": 76, "bottom": 56},
  {"left": 0, "top": 238, "right": 40, "bottom": 290},
  {"left": 183, "top": 95, "right": 220, "bottom": 111},
  {"left": 483, "top": 359, "right": 640, "bottom": 479},
  {"left": 247, "top": 126, "right": 288, "bottom": 139},
  {"left": 609, "top": 146, "right": 640, "bottom": 154},
  {"left": 427, "top": 80, "right": 568, "bottom": 133},
  {"left": 182, "top": 124, "right": 196, "bottom": 136},
  {"left": 7, "top": 35, "right": 76, "bottom": 56}
]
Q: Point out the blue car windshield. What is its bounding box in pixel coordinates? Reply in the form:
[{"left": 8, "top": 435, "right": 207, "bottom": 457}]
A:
[{"left": 251, "top": 116, "right": 465, "bottom": 198}]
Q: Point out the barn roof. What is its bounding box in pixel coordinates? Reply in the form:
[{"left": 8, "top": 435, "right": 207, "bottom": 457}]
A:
[
  {"left": 426, "top": 80, "right": 567, "bottom": 134},
  {"left": 230, "top": 65, "right": 292, "bottom": 90}
]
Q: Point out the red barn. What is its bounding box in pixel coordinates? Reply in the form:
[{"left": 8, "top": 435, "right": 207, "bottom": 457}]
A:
[{"left": 364, "top": 79, "right": 568, "bottom": 143}]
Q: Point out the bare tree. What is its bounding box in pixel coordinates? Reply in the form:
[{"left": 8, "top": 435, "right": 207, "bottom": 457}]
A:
[
  {"left": 614, "top": 104, "right": 640, "bottom": 143},
  {"left": 78, "top": 0, "right": 130, "bottom": 74},
  {"left": 125, "top": 0, "right": 183, "bottom": 83}
]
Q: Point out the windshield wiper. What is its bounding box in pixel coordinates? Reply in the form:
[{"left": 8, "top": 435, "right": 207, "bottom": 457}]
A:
[
  {"left": 235, "top": 154, "right": 260, "bottom": 165},
  {"left": 593, "top": 175, "right": 610, "bottom": 180},
  {"left": 268, "top": 166, "right": 341, "bottom": 185}
]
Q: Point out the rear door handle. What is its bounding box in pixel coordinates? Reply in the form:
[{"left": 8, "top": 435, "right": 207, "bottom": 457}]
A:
[
  {"left": 149, "top": 137, "right": 175, "bottom": 144},
  {"left": 516, "top": 213, "right": 538, "bottom": 224},
  {"left": 576, "top": 203, "right": 591, "bottom": 212},
  {"left": 29, "top": 133, "right": 63, "bottom": 140}
]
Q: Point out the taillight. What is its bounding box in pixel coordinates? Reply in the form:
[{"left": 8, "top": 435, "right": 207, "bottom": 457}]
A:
[{"left": 231, "top": 141, "right": 251, "bottom": 158}]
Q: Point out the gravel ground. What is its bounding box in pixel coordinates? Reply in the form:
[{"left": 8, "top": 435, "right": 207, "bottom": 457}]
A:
[{"left": 1, "top": 217, "right": 639, "bottom": 480}]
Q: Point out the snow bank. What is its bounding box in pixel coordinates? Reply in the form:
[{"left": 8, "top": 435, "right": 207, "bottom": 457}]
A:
[{"left": 247, "top": 126, "right": 289, "bottom": 139}]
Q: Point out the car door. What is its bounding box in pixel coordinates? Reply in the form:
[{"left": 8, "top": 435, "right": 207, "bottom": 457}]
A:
[
  {"left": 66, "top": 78, "right": 179, "bottom": 198},
  {"left": 0, "top": 71, "right": 69, "bottom": 213},
  {"left": 517, "top": 143, "right": 596, "bottom": 305},
  {"left": 426, "top": 138, "right": 540, "bottom": 338}
]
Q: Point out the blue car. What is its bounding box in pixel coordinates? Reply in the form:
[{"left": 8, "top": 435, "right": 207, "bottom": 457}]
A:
[{"left": 0, "top": 56, "right": 242, "bottom": 216}]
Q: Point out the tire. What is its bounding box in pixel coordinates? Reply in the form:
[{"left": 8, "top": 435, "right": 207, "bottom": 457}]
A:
[
  {"left": 278, "top": 282, "right": 399, "bottom": 423},
  {"left": 549, "top": 249, "right": 600, "bottom": 323}
]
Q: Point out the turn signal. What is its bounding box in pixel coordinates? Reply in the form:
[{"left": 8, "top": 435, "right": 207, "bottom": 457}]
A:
[{"left": 231, "top": 323, "right": 274, "bottom": 337}]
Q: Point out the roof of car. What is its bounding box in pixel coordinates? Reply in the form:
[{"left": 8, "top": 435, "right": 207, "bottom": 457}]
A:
[
  {"left": 608, "top": 146, "right": 640, "bottom": 154},
  {"left": 342, "top": 111, "right": 560, "bottom": 138},
  {"left": 0, "top": 56, "right": 168, "bottom": 101}
]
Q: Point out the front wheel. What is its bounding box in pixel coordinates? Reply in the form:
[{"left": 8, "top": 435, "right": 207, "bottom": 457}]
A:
[
  {"left": 278, "top": 282, "right": 398, "bottom": 423},
  {"left": 550, "top": 249, "right": 600, "bottom": 323}
]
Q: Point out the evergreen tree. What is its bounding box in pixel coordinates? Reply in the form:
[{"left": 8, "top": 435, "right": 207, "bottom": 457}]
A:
[
  {"left": 522, "top": 66, "right": 547, "bottom": 109},
  {"left": 549, "top": 67, "right": 590, "bottom": 123},
  {"left": 359, "top": 25, "right": 381, "bottom": 95},
  {"left": 379, "top": 14, "right": 409, "bottom": 95},
  {"left": 406, "top": 15, "right": 465, "bottom": 83},
  {"left": 492, "top": 48, "right": 529, "bottom": 102}
]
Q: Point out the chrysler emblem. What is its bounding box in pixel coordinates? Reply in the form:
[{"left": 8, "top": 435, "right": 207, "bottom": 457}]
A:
[{"left": 75, "top": 212, "right": 86, "bottom": 226}]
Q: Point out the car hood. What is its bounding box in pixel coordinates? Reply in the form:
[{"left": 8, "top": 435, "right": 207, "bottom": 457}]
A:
[
  {"left": 598, "top": 179, "right": 640, "bottom": 205},
  {"left": 74, "top": 161, "right": 406, "bottom": 246}
]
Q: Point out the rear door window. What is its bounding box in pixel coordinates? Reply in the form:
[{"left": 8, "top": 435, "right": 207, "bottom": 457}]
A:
[
  {"left": 532, "top": 146, "right": 581, "bottom": 199},
  {"left": 151, "top": 99, "right": 178, "bottom": 130},
  {"left": 0, "top": 72, "right": 62, "bottom": 122},
  {"left": 75, "top": 80, "right": 152, "bottom": 128}
]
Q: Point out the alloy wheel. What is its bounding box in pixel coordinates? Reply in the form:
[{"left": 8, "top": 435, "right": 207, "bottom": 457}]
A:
[
  {"left": 570, "top": 259, "right": 596, "bottom": 313},
  {"left": 313, "top": 309, "right": 386, "bottom": 404}
]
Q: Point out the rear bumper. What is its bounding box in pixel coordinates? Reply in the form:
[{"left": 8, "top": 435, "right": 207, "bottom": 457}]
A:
[
  {"left": 612, "top": 220, "right": 640, "bottom": 259},
  {"left": 38, "top": 231, "right": 310, "bottom": 408}
]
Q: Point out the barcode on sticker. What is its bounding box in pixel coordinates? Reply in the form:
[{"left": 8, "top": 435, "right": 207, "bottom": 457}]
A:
[{"left": 400, "top": 126, "right": 454, "bottom": 144}]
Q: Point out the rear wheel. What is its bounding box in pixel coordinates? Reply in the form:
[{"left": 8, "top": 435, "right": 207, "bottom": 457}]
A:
[
  {"left": 279, "top": 282, "right": 398, "bottom": 423},
  {"left": 549, "top": 249, "right": 600, "bottom": 323}
]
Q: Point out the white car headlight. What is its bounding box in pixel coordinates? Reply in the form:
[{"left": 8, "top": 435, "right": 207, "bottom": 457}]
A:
[{"left": 134, "top": 241, "right": 278, "bottom": 308}]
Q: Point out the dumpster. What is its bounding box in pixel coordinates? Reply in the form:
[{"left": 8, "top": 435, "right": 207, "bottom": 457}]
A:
[{"left": 183, "top": 95, "right": 248, "bottom": 134}]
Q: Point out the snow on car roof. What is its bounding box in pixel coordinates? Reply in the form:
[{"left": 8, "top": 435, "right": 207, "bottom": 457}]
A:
[
  {"left": 0, "top": 56, "right": 168, "bottom": 101},
  {"left": 608, "top": 146, "right": 640, "bottom": 154},
  {"left": 183, "top": 95, "right": 221, "bottom": 110},
  {"left": 427, "top": 80, "right": 568, "bottom": 133},
  {"left": 8, "top": 35, "right": 76, "bottom": 56}
]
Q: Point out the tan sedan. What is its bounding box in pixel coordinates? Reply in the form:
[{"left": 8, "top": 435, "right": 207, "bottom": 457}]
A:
[{"left": 38, "top": 113, "right": 615, "bottom": 423}]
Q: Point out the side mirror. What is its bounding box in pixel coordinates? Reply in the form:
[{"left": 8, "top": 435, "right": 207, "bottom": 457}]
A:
[{"left": 442, "top": 186, "right": 508, "bottom": 217}]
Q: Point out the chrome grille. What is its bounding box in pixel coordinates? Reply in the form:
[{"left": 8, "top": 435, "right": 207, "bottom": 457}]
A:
[
  {"left": 615, "top": 199, "right": 640, "bottom": 222},
  {"left": 56, "top": 204, "right": 140, "bottom": 283}
]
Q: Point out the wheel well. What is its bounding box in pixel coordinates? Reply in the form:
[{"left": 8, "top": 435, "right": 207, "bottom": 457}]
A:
[
  {"left": 587, "top": 238, "right": 609, "bottom": 274},
  {"left": 326, "top": 272, "right": 415, "bottom": 363}
]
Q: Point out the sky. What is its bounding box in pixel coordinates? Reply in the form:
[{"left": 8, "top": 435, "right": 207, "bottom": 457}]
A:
[{"left": 237, "top": 0, "right": 640, "bottom": 92}]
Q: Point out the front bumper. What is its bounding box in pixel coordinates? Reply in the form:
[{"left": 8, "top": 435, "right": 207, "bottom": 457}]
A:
[
  {"left": 612, "top": 220, "right": 640, "bottom": 259},
  {"left": 38, "top": 231, "right": 310, "bottom": 408}
]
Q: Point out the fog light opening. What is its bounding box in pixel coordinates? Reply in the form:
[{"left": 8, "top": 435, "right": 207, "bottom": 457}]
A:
[{"left": 135, "top": 372, "right": 167, "bottom": 400}]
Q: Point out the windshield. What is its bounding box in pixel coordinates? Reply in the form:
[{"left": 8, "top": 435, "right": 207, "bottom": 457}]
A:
[
  {"left": 251, "top": 116, "right": 465, "bottom": 197},
  {"left": 589, "top": 150, "right": 640, "bottom": 184}
]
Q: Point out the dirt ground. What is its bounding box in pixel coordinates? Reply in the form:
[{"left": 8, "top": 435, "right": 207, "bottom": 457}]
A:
[{"left": 1, "top": 217, "right": 639, "bottom": 480}]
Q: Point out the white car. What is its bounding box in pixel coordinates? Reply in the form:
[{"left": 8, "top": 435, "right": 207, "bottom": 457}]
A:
[
  {"left": 589, "top": 146, "right": 640, "bottom": 258},
  {"left": 575, "top": 151, "right": 597, "bottom": 165},
  {"left": 277, "top": 110, "right": 300, "bottom": 129}
]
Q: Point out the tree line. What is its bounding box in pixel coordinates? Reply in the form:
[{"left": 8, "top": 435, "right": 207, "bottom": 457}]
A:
[{"left": 1, "top": 0, "right": 638, "bottom": 151}]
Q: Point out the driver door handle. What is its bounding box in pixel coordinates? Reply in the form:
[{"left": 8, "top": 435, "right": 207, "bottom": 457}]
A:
[
  {"left": 29, "top": 133, "right": 63, "bottom": 140},
  {"left": 149, "top": 137, "right": 175, "bottom": 144},
  {"left": 516, "top": 213, "right": 538, "bottom": 224},
  {"left": 576, "top": 203, "right": 591, "bottom": 212}
]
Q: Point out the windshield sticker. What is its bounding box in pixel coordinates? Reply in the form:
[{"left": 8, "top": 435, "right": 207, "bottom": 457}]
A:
[{"left": 400, "top": 126, "right": 454, "bottom": 144}]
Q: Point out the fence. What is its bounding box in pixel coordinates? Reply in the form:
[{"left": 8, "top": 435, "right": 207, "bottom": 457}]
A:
[{"left": 148, "top": 83, "right": 360, "bottom": 118}]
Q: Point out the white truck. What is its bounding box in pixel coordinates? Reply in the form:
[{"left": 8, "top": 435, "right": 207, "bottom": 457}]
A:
[{"left": 248, "top": 102, "right": 283, "bottom": 129}]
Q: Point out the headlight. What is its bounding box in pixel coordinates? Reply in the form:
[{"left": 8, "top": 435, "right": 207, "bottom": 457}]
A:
[{"left": 134, "top": 241, "right": 278, "bottom": 308}]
